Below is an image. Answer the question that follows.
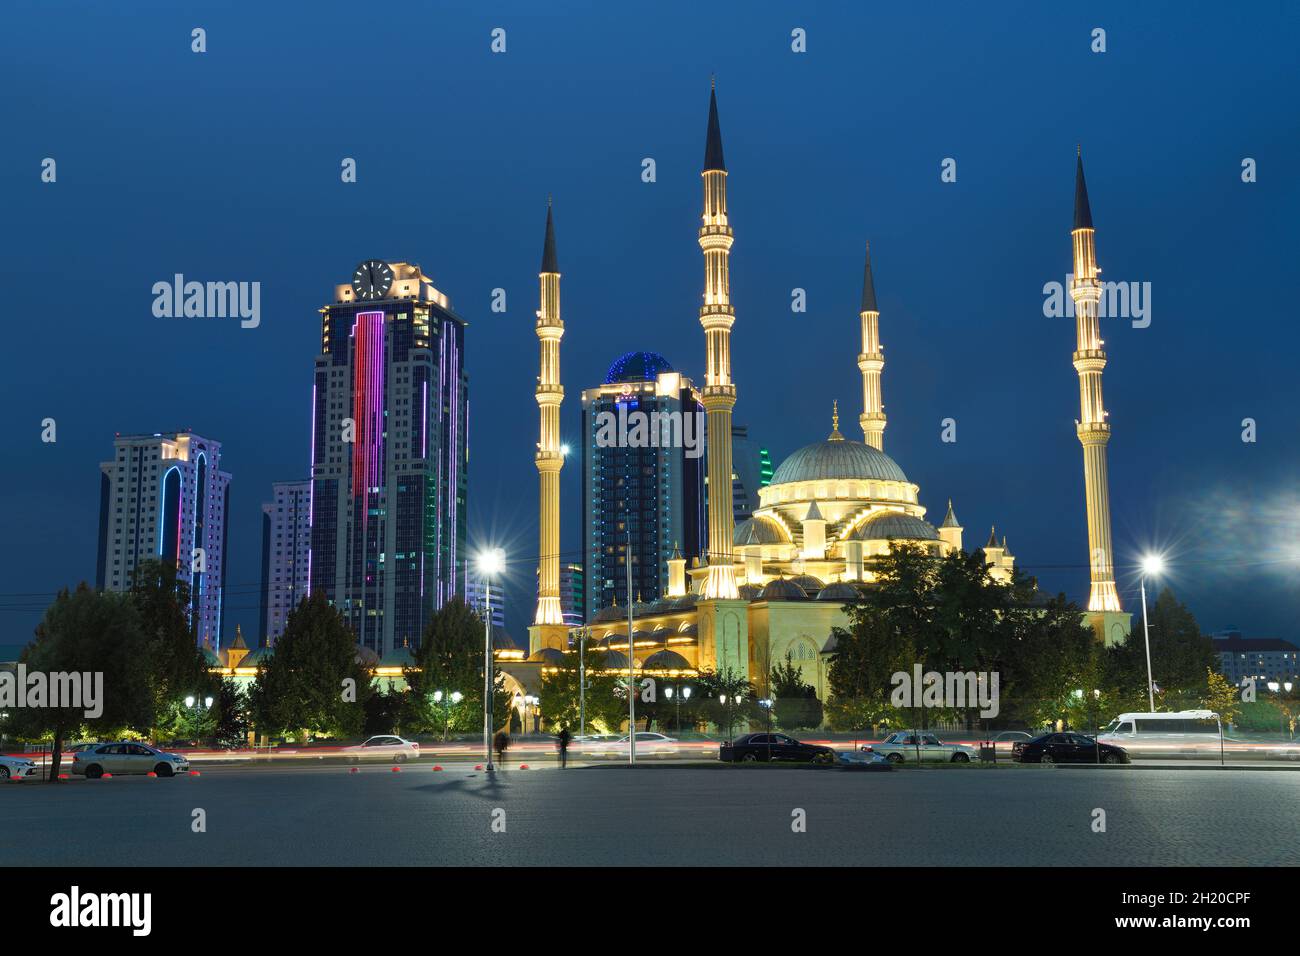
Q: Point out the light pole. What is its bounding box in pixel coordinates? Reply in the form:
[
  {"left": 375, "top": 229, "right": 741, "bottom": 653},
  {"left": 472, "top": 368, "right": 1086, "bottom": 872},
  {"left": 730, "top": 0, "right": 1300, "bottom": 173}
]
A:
[
  {"left": 760, "top": 697, "right": 774, "bottom": 760},
  {"left": 477, "top": 548, "right": 505, "bottom": 772},
  {"left": 579, "top": 626, "right": 587, "bottom": 738},
  {"left": 1139, "top": 554, "right": 1164, "bottom": 713},
  {"left": 626, "top": 528, "right": 636, "bottom": 766}
]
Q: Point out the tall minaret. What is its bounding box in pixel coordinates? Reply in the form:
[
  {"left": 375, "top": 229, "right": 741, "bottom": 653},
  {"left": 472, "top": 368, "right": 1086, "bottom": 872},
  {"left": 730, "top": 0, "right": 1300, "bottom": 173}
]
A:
[
  {"left": 533, "top": 201, "right": 565, "bottom": 629},
  {"left": 1069, "top": 150, "right": 1122, "bottom": 613},
  {"left": 857, "top": 242, "right": 886, "bottom": 450},
  {"left": 699, "top": 81, "right": 739, "bottom": 599}
]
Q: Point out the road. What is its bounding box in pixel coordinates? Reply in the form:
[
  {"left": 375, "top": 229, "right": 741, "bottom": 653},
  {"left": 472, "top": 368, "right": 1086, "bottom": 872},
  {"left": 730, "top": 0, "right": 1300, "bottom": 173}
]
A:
[{"left": 3, "top": 762, "right": 1299, "bottom": 866}]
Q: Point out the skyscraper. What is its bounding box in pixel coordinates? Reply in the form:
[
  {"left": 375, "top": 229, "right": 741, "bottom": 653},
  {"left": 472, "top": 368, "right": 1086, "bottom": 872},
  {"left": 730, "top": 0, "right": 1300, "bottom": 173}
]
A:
[
  {"left": 731, "top": 423, "right": 763, "bottom": 523},
  {"left": 559, "top": 563, "right": 585, "bottom": 628},
  {"left": 579, "top": 352, "right": 707, "bottom": 617},
  {"left": 1069, "top": 152, "right": 1122, "bottom": 618},
  {"left": 259, "top": 479, "right": 311, "bottom": 646},
  {"left": 309, "top": 262, "right": 469, "bottom": 656},
  {"left": 95, "top": 431, "right": 230, "bottom": 648}
]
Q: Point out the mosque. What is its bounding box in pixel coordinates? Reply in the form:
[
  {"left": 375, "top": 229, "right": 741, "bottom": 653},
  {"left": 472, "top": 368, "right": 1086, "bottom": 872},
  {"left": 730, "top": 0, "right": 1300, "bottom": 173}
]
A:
[{"left": 523, "top": 83, "right": 1132, "bottom": 704}]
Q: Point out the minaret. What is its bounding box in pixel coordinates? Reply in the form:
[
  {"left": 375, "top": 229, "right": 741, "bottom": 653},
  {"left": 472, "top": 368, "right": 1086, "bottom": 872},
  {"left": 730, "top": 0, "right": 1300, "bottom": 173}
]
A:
[
  {"left": 1069, "top": 150, "right": 1122, "bottom": 613},
  {"left": 532, "top": 200, "right": 566, "bottom": 635},
  {"left": 699, "top": 81, "right": 739, "bottom": 599},
  {"left": 857, "top": 243, "right": 886, "bottom": 450}
]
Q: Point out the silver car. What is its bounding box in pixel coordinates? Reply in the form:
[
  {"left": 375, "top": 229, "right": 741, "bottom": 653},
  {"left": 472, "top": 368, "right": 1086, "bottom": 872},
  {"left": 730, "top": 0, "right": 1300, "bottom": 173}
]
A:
[
  {"left": 72, "top": 742, "right": 191, "bottom": 778},
  {"left": 0, "top": 754, "right": 41, "bottom": 781},
  {"left": 869, "top": 731, "right": 981, "bottom": 764}
]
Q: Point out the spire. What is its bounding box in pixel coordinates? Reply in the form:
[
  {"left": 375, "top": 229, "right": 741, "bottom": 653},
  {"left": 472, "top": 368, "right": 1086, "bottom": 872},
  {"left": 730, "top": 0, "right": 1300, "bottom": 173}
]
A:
[
  {"left": 805, "top": 500, "right": 824, "bottom": 522},
  {"left": 231, "top": 624, "right": 247, "bottom": 650},
  {"left": 828, "top": 400, "right": 844, "bottom": 440},
  {"left": 1002, "top": 535, "right": 1014, "bottom": 558},
  {"left": 1073, "top": 148, "right": 1093, "bottom": 231},
  {"left": 703, "top": 84, "right": 726, "bottom": 172},
  {"left": 541, "top": 200, "right": 559, "bottom": 274},
  {"left": 985, "top": 526, "right": 998, "bottom": 549},
  {"left": 860, "top": 241, "right": 879, "bottom": 313},
  {"left": 940, "top": 499, "right": 960, "bottom": 529}
]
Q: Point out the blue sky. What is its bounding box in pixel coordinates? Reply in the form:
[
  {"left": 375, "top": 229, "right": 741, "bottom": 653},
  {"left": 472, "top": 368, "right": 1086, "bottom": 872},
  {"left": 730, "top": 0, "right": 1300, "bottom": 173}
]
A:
[{"left": 4, "top": 0, "right": 1299, "bottom": 642}]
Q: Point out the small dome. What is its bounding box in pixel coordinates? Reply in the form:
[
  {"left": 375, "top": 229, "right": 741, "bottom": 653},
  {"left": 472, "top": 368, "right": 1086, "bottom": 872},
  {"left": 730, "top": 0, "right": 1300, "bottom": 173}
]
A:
[
  {"left": 201, "top": 647, "right": 221, "bottom": 666},
  {"left": 789, "top": 574, "right": 824, "bottom": 592},
  {"left": 646, "top": 598, "right": 674, "bottom": 615},
  {"left": 354, "top": 645, "right": 379, "bottom": 666},
  {"left": 734, "top": 515, "right": 789, "bottom": 546},
  {"left": 649, "top": 626, "right": 674, "bottom": 640},
  {"left": 528, "top": 647, "right": 567, "bottom": 665},
  {"left": 771, "top": 439, "right": 909, "bottom": 485},
  {"left": 760, "top": 578, "right": 809, "bottom": 601},
  {"left": 849, "top": 510, "right": 939, "bottom": 542},
  {"left": 593, "top": 604, "right": 624, "bottom": 623},
  {"left": 675, "top": 622, "right": 698, "bottom": 637},
  {"left": 380, "top": 646, "right": 415, "bottom": 668},
  {"left": 737, "top": 583, "right": 762, "bottom": 600},
  {"left": 671, "top": 594, "right": 698, "bottom": 610},
  {"left": 605, "top": 351, "right": 674, "bottom": 384},
  {"left": 818, "top": 582, "right": 863, "bottom": 601},
  {"left": 491, "top": 626, "right": 521, "bottom": 651},
  {"left": 601, "top": 649, "right": 630, "bottom": 670},
  {"left": 642, "top": 649, "right": 691, "bottom": 671}
]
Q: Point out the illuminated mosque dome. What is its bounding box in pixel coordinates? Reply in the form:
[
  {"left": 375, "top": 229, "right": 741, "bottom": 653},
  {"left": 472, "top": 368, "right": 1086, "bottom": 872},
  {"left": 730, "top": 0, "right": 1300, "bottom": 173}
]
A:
[{"left": 770, "top": 437, "right": 909, "bottom": 485}]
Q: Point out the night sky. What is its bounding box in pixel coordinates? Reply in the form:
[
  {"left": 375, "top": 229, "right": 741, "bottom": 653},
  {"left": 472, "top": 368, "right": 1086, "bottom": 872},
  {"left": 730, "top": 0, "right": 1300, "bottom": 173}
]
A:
[{"left": 5, "top": 1, "right": 1298, "bottom": 645}]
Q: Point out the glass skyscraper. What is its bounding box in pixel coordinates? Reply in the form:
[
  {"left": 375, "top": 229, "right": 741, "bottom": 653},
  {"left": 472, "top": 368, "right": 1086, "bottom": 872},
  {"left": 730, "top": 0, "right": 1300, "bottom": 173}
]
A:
[
  {"left": 580, "top": 352, "right": 706, "bottom": 619},
  {"left": 309, "top": 262, "right": 468, "bottom": 656}
]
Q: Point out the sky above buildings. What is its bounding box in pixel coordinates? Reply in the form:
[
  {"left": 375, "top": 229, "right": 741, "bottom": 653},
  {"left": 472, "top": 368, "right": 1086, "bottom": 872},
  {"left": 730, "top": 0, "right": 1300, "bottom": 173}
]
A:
[{"left": 4, "top": 0, "right": 1299, "bottom": 644}]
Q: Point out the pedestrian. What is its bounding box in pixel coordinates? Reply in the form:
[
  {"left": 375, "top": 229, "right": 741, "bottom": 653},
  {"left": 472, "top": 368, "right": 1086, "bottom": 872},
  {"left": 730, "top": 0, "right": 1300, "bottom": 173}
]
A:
[
  {"left": 557, "top": 727, "right": 571, "bottom": 768},
  {"left": 494, "top": 730, "right": 510, "bottom": 767}
]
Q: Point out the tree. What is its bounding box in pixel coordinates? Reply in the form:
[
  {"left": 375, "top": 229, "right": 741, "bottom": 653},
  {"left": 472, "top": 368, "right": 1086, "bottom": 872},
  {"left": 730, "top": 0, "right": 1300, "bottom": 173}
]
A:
[
  {"left": 211, "top": 678, "right": 250, "bottom": 749},
  {"left": 770, "top": 652, "right": 823, "bottom": 730},
  {"left": 695, "top": 667, "right": 755, "bottom": 738},
  {"left": 1202, "top": 668, "right": 1241, "bottom": 727},
  {"left": 538, "top": 648, "right": 625, "bottom": 732},
  {"left": 405, "top": 596, "right": 513, "bottom": 738},
  {"left": 129, "top": 559, "right": 216, "bottom": 739},
  {"left": 247, "top": 593, "right": 372, "bottom": 740},
  {"left": 11, "top": 585, "right": 153, "bottom": 780}
]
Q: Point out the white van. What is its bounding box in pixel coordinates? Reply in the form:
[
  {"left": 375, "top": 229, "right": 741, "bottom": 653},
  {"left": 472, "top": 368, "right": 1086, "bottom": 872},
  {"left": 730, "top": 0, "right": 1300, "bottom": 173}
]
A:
[{"left": 1098, "top": 710, "right": 1222, "bottom": 757}]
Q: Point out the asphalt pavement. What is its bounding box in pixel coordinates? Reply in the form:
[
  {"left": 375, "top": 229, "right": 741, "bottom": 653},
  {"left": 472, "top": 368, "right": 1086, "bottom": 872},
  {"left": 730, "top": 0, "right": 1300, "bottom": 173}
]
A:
[{"left": 3, "top": 762, "right": 1298, "bottom": 866}]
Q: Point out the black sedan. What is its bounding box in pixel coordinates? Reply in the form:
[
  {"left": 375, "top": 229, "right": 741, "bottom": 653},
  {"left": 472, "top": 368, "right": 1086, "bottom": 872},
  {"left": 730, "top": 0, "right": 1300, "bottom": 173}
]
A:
[
  {"left": 720, "top": 733, "right": 835, "bottom": 764},
  {"left": 1013, "top": 732, "right": 1129, "bottom": 764}
]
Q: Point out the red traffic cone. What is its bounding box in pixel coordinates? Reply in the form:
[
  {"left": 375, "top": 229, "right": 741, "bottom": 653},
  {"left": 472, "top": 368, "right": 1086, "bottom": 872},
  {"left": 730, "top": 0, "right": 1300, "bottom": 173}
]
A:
[
  {"left": 349, "top": 767, "right": 359, "bottom": 774},
  {"left": 474, "top": 764, "right": 483, "bottom": 771},
  {"left": 188, "top": 770, "right": 200, "bottom": 777},
  {"left": 433, "top": 765, "right": 443, "bottom": 771},
  {"left": 146, "top": 771, "right": 158, "bottom": 777},
  {"left": 519, "top": 764, "right": 530, "bottom": 770},
  {"left": 390, "top": 766, "right": 401, "bottom": 773}
]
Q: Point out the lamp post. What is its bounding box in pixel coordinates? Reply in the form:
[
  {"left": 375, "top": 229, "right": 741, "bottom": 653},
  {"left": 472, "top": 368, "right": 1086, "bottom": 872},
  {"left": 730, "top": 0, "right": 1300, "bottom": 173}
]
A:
[
  {"left": 477, "top": 548, "right": 505, "bottom": 772},
  {"left": 760, "top": 697, "right": 774, "bottom": 760},
  {"left": 1139, "top": 554, "right": 1164, "bottom": 713},
  {"left": 579, "top": 626, "right": 587, "bottom": 738},
  {"left": 626, "top": 527, "right": 636, "bottom": 766}
]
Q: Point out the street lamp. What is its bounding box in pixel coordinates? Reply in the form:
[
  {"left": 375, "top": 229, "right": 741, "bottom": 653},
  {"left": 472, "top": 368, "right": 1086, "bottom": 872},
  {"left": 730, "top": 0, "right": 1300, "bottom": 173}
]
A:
[
  {"left": 476, "top": 547, "right": 506, "bottom": 771},
  {"left": 1138, "top": 553, "right": 1164, "bottom": 713},
  {"left": 1267, "top": 681, "right": 1294, "bottom": 738},
  {"left": 759, "top": 698, "right": 774, "bottom": 760}
]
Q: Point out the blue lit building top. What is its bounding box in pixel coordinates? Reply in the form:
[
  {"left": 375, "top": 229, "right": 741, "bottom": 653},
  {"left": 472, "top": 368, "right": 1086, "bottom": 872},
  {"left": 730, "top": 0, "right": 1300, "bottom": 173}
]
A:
[{"left": 604, "top": 351, "right": 674, "bottom": 384}]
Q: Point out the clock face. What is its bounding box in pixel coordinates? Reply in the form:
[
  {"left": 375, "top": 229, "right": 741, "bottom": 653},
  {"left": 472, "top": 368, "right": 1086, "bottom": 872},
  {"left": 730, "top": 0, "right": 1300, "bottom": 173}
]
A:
[{"left": 351, "top": 260, "right": 394, "bottom": 300}]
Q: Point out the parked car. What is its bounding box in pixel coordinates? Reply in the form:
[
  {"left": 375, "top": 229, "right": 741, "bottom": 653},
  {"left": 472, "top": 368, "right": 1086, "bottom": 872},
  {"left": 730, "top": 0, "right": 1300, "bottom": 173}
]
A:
[
  {"left": 835, "top": 748, "right": 894, "bottom": 771},
  {"left": 590, "top": 732, "right": 679, "bottom": 758},
  {"left": 868, "top": 731, "right": 980, "bottom": 764},
  {"left": 1013, "top": 732, "right": 1129, "bottom": 764},
  {"left": 342, "top": 736, "right": 420, "bottom": 762},
  {"left": 72, "top": 742, "right": 191, "bottom": 778},
  {"left": 719, "top": 733, "right": 835, "bottom": 764},
  {"left": 0, "top": 754, "right": 41, "bottom": 780}
]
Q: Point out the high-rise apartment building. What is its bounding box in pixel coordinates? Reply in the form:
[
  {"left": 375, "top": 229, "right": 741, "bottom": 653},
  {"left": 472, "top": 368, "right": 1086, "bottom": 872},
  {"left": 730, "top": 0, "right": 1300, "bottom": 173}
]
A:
[
  {"left": 259, "top": 479, "right": 311, "bottom": 646},
  {"left": 95, "top": 431, "right": 231, "bottom": 647}
]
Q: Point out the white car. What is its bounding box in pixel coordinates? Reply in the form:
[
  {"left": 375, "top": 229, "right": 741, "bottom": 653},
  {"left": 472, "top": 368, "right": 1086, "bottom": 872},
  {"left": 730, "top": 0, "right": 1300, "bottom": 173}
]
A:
[
  {"left": 590, "top": 732, "right": 679, "bottom": 758},
  {"left": 71, "top": 742, "right": 191, "bottom": 778},
  {"left": 0, "top": 754, "right": 41, "bottom": 781},
  {"left": 343, "top": 735, "right": 420, "bottom": 762},
  {"left": 868, "top": 731, "right": 981, "bottom": 764}
]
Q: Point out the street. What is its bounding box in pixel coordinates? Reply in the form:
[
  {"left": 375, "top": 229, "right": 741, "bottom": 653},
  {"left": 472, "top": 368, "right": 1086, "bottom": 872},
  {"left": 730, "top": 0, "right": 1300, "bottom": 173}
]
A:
[{"left": 4, "top": 763, "right": 1298, "bottom": 867}]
